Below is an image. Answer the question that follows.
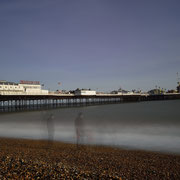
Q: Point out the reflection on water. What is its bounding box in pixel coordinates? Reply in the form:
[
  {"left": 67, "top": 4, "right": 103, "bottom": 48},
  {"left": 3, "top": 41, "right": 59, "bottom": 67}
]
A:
[
  {"left": 0, "top": 100, "right": 180, "bottom": 153},
  {"left": 75, "top": 112, "right": 84, "bottom": 147},
  {"left": 42, "top": 110, "right": 54, "bottom": 148}
]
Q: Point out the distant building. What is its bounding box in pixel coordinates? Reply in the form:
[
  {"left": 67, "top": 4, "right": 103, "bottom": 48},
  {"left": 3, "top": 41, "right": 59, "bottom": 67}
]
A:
[
  {"left": 0, "top": 80, "right": 48, "bottom": 95},
  {"left": 177, "top": 84, "right": 180, "bottom": 93},
  {"left": 55, "top": 90, "right": 70, "bottom": 94},
  {"left": 111, "top": 89, "right": 134, "bottom": 95},
  {"left": 117, "top": 91, "right": 134, "bottom": 95},
  {"left": 96, "top": 91, "right": 105, "bottom": 94},
  {"left": 74, "top": 89, "right": 96, "bottom": 96},
  {"left": 148, "top": 89, "right": 165, "bottom": 95},
  {"left": 167, "top": 89, "right": 177, "bottom": 94}
]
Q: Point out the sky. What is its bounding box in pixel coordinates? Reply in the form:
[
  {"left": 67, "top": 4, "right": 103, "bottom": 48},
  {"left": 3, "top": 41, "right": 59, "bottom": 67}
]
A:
[{"left": 0, "top": 0, "right": 180, "bottom": 92}]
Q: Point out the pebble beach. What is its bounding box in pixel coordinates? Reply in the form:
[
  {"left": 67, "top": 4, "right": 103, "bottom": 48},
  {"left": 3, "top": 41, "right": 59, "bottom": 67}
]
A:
[{"left": 0, "top": 138, "right": 180, "bottom": 179}]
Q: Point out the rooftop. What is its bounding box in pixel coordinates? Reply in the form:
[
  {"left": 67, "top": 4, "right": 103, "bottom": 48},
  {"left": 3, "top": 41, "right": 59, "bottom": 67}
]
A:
[{"left": 0, "top": 81, "right": 18, "bottom": 85}]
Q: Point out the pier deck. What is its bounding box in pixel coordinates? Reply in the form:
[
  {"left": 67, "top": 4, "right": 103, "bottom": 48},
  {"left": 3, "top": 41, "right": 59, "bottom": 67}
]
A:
[{"left": 0, "top": 93, "right": 180, "bottom": 112}]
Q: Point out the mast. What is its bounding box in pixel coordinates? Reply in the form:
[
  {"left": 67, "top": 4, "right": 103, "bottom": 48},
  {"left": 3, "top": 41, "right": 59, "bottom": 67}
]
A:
[{"left": 177, "top": 72, "right": 180, "bottom": 86}]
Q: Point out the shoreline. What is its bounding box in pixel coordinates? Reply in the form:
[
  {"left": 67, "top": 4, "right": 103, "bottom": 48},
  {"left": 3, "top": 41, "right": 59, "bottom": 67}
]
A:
[
  {"left": 0, "top": 137, "right": 180, "bottom": 179},
  {"left": 1, "top": 135, "right": 180, "bottom": 156}
]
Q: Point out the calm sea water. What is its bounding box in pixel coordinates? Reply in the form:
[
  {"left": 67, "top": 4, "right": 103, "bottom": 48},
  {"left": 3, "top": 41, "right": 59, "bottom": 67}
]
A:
[{"left": 0, "top": 100, "right": 180, "bottom": 153}]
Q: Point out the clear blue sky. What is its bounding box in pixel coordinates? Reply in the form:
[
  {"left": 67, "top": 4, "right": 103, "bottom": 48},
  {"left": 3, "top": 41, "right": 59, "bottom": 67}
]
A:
[{"left": 0, "top": 0, "right": 180, "bottom": 92}]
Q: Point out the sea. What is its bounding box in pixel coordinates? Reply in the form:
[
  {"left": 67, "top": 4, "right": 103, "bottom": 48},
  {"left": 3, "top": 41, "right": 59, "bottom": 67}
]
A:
[{"left": 0, "top": 100, "right": 180, "bottom": 154}]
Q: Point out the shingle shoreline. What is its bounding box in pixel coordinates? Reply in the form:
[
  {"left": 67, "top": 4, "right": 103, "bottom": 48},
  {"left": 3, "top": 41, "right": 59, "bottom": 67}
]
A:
[{"left": 0, "top": 138, "right": 180, "bottom": 179}]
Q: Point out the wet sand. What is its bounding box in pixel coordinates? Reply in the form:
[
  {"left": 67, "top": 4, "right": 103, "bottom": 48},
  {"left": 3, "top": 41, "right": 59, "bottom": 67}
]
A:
[{"left": 0, "top": 138, "right": 180, "bottom": 179}]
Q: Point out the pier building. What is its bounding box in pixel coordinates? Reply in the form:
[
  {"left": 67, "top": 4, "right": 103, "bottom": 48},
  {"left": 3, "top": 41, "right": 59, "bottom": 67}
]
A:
[
  {"left": 74, "top": 89, "right": 96, "bottom": 96},
  {"left": 0, "top": 81, "right": 24, "bottom": 95},
  {"left": 111, "top": 90, "right": 134, "bottom": 95},
  {"left": 148, "top": 89, "right": 165, "bottom": 95},
  {"left": 0, "top": 80, "right": 48, "bottom": 95}
]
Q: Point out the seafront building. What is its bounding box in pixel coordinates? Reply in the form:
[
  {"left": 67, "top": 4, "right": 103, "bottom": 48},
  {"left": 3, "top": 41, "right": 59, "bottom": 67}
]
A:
[{"left": 0, "top": 80, "right": 48, "bottom": 95}]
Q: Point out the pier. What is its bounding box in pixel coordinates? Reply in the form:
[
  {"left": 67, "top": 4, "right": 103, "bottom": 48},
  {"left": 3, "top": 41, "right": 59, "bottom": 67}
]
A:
[{"left": 0, "top": 93, "right": 180, "bottom": 112}]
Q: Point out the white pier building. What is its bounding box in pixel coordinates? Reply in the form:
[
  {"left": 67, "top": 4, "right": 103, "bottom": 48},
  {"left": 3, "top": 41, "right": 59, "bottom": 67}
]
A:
[{"left": 0, "top": 80, "right": 48, "bottom": 95}]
